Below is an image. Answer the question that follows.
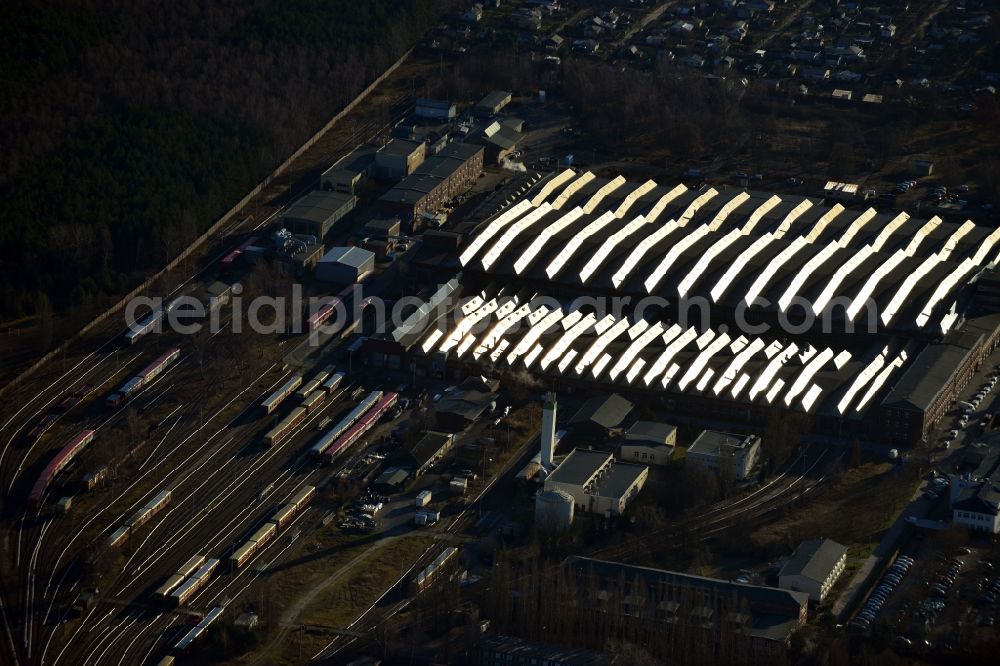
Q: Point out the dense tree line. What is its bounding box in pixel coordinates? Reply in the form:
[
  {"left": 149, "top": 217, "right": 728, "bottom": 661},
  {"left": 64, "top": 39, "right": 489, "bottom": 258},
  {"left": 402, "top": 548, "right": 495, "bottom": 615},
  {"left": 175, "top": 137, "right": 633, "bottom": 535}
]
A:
[{"left": 0, "top": 0, "right": 457, "bottom": 320}]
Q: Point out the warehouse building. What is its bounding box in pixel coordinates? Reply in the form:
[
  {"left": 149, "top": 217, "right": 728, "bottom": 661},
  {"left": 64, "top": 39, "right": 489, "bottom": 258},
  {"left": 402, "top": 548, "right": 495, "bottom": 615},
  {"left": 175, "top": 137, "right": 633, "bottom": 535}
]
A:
[
  {"left": 777, "top": 538, "right": 848, "bottom": 602},
  {"left": 880, "top": 313, "right": 1000, "bottom": 444},
  {"left": 321, "top": 145, "right": 376, "bottom": 194},
  {"left": 280, "top": 190, "right": 357, "bottom": 239},
  {"left": 378, "top": 143, "right": 484, "bottom": 222},
  {"left": 415, "top": 98, "right": 456, "bottom": 120},
  {"left": 563, "top": 556, "right": 809, "bottom": 658},
  {"left": 404, "top": 431, "right": 455, "bottom": 478},
  {"left": 315, "top": 246, "right": 375, "bottom": 284},
  {"left": 686, "top": 431, "right": 761, "bottom": 481},
  {"left": 544, "top": 448, "right": 647, "bottom": 516},
  {"left": 374, "top": 140, "right": 426, "bottom": 180},
  {"left": 473, "top": 89, "right": 512, "bottom": 118}
]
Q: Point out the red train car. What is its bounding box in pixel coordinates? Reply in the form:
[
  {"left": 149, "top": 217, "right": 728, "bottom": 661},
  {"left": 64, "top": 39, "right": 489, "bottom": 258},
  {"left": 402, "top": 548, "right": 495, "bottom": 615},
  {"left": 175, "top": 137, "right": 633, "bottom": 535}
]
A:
[{"left": 28, "top": 430, "right": 96, "bottom": 509}]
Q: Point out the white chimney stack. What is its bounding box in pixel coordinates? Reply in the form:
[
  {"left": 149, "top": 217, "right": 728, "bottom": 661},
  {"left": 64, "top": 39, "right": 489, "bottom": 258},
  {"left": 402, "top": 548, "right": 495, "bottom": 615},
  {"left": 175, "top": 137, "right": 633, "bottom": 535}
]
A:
[{"left": 541, "top": 391, "right": 557, "bottom": 470}]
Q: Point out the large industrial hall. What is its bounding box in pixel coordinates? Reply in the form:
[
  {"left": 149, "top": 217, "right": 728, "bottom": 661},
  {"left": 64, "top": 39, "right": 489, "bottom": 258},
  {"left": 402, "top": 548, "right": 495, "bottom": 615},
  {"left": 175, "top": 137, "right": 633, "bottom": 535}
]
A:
[{"left": 368, "top": 170, "right": 1000, "bottom": 445}]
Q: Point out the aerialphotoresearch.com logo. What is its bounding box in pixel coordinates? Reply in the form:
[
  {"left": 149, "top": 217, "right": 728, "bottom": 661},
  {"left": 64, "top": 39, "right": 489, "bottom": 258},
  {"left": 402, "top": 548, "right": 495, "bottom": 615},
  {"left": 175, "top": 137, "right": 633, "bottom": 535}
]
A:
[{"left": 124, "top": 284, "right": 882, "bottom": 347}]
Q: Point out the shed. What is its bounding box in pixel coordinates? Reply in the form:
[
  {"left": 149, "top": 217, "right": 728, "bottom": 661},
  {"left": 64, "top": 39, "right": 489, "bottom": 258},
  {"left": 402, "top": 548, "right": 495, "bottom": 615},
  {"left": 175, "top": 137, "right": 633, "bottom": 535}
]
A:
[
  {"left": 374, "top": 467, "right": 411, "bottom": 493},
  {"left": 315, "top": 246, "right": 375, "bottom": 284}
]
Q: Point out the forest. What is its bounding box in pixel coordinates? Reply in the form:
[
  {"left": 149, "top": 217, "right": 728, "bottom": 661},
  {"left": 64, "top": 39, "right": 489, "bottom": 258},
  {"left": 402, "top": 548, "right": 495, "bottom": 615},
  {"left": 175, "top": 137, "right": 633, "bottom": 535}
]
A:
[{"left": 0, "top": 0, "right": 455, "bottom": 321}]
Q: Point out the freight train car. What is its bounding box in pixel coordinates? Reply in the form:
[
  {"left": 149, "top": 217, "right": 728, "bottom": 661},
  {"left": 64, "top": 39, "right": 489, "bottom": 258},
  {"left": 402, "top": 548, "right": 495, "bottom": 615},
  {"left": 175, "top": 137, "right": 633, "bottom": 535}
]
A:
[
  {"left": 260, "top": 375, "right": 303, "bottom": 415},
  {"left": 309, "top": 391, "right": 382, "bottom": 458},
  {"left": 306, "top": 284, "right": 355, "bottom": 333},
  {"left": 27, "top": 430, "right": 96, "bottom": 509},
  {"left": 124, "top": 298, "right": 183, "bottom": 345},
  {"left": 319, "top": 392, "right": 398, "bottom": 464},
  {"left": 172, "top": 605, "right": 224, "bottom": 654}
]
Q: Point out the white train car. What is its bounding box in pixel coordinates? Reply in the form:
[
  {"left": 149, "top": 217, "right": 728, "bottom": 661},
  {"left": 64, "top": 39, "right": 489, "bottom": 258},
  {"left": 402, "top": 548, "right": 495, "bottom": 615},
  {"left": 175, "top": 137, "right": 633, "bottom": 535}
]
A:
[{"left": 309, "top": 391, "right": 382, "bottom": 458}]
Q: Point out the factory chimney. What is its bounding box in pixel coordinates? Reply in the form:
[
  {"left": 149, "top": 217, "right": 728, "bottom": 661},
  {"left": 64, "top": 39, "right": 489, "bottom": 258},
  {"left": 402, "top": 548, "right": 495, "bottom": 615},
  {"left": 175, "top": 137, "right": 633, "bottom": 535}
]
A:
[{"left": 541, "top": 391, "right": 557, "bottom": 470}]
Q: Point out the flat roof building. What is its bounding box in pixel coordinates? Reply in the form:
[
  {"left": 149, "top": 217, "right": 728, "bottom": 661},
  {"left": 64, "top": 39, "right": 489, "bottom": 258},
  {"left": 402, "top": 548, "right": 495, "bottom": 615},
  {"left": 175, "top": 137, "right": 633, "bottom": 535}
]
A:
[
  {"left": 378, "top": 142, "right": 484, "bottom": 223},
  {"left": 778, "top": 538, "right": 848, "bottom": 602},
  {"left": 687, "top": 431, "right": 761, "bottom": 481},
  {"left": 321, "top": 145, "right": 376, "bottom": 195},
  {"left": 280, "top": 190, "right": 357, "bottom": 239},
  {"left": 374, "top": 139, "right": 426, "bottom": 180},
  {"left": 544, "top": 448, "right": 647, "bottom": 516},
  {"left": 618, "top": 443, "right": 673, "bottom": 466}
]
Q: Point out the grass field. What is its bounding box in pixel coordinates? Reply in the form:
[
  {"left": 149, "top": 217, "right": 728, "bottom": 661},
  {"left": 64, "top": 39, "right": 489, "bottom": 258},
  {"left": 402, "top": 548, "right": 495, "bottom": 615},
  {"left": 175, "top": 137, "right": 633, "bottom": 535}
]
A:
[
  {"left": 750, "top": 461, "right": 918, "bottom": 561},
  {"left": 297, "top": 533, "right": 436, "bottom": 628}
]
